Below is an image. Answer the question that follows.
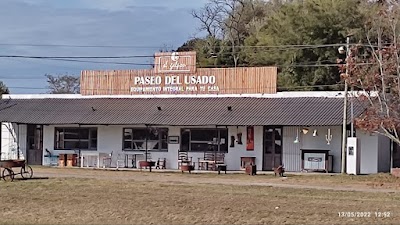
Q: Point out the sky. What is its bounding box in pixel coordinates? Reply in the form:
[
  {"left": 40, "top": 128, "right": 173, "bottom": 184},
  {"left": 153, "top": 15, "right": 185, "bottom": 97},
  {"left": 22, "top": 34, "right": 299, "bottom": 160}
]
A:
[{"left": 0, "top": 0, "right": 208, "bottom": 94}]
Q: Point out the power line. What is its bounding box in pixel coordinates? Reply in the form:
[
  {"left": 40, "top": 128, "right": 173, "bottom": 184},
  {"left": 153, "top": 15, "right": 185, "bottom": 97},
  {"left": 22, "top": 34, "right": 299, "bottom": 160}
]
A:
[
  {"left": 0, "top": 42, "right": 380, "bottom": 49},
  {"left": 44, "top": 58, "right": 153, "bottom": 66},
  {"left": 0, "top": 42, "right": 382, "bottom": 61},
  {"left": 0, "top": 55, "right": 153, "bottom": 59},
  {"left": 0, "top": 59, "right": 374, "bottom": 70},
  {"left": 8, "top": 86, "right": 48, "bottom": 90},
  {"left": 0, "top": 52, "right": 375, "bottom": 67},
  {"left": 0, "top": 77, "right": 46, "bottom": 80},
  {"left": 0, "top": 43, "right": 174, "bottom": 49}
]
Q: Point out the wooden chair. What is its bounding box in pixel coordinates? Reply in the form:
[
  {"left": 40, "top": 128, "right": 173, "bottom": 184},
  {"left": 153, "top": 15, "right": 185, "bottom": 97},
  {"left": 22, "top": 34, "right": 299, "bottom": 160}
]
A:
[
  {"left": 198, "top": 152, "right": 218, "bottom": 170},
  {"left": 208, "top": 152, "right": 226, "bottom": 171},
  {"left": 156, "top": 158, "right": 166, "bottom": 169},
  {"left": 215, "top": 153, "right": 225, "bottom": 163},
  {"left": 178, "top": 151, "right": 192, "bottom": 169},
  {"left": 115, "top": 153, "right": 125, "bottom": 169},
  {"left": 215, "top": 153, "right": 226, "bottom": 174},
  {"left": 204, "top": 152, "right": 214, "bottom": 161}
]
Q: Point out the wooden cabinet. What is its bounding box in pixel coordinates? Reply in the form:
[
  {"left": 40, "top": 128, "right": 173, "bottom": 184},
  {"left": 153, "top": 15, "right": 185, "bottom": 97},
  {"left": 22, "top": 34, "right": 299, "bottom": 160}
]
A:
[{"left": 241, "top": 157, "right": 256, "bottom": 170}]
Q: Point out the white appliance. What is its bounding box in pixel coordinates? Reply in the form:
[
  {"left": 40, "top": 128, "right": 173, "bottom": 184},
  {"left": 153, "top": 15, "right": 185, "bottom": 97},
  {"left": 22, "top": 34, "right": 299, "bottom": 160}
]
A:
[
  {"left": 346, "top": 137, "right": 360, "bottom": 175},
  {"left": 304, "top": 153, "right": 326, "bottom": 170}
]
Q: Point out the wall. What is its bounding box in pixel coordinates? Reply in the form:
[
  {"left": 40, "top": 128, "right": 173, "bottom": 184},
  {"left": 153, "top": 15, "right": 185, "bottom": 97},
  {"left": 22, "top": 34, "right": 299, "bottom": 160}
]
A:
[
  {"left": 43, "top": 125, "right": 264, "bottom": 170},
  {"left": 282, "top": 127, "right": 301, "bottom": 172},
  {"left": 358, "top": 130, "right": 378, "bottom": 174},
  {"left": 378, "top": 134, "right": 391, "bottom": 172},
  {"left": 1, "top": 123, "right": 26, "bottom": 160},
  {"left": 225, "top": 126, "right": 263, "bottom": 171},
  {"left": 6, "top": 123, "right": 388, "bottom": 173},
  {"left": 282, "top": 126, "right": 342, "bottom": 172}
]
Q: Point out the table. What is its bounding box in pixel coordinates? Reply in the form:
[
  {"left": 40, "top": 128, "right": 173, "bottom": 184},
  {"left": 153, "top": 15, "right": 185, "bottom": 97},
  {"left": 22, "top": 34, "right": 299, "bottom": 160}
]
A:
[
  {"left": 198, "top": 160, "right": 223, "bottom": 171},
  {"left": 44, "top": 155, "right": 59, "bottom": 166},
  {"left": 123, "top": 152, "right": 145, "bottom": 168},
  {"left": 198, "top": 160, "right": 213, "bottom": 170},
  {"left": 80, "top": 152, "right": 109, "bottom": 168}
]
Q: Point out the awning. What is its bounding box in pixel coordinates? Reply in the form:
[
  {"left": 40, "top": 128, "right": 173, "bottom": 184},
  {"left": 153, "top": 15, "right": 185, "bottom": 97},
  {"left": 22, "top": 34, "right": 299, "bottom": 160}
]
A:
[{"left": 0, "top": 97, "right": 365, "bottom": 126}]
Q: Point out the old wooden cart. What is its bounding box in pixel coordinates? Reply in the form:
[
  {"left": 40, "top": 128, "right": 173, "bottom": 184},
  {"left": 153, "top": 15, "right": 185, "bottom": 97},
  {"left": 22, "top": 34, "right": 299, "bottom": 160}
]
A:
[{"left": 0, "top": 160, "right": 33, "bottom": 182}]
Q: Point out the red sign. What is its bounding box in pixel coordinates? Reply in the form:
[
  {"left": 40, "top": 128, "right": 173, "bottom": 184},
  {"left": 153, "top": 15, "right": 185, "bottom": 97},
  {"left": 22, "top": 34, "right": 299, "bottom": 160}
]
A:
[{"left": 246, "top": 126, "right": 254, "bottom": 151}]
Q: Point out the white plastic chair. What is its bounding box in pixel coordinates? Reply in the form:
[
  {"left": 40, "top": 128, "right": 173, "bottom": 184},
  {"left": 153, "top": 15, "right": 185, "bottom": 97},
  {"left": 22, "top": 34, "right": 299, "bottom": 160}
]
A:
[
  {"left": 115, "top": 153, "right": 125, "bottom": 170},
  {"left": 102, "top": 151, "right": 113, "bottom": 168}
]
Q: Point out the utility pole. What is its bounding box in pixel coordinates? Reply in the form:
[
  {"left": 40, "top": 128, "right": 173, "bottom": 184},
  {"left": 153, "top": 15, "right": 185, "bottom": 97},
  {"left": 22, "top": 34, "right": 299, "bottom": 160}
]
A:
[{"left": 341, "top": 36, "right": 351, "bottom": 174}]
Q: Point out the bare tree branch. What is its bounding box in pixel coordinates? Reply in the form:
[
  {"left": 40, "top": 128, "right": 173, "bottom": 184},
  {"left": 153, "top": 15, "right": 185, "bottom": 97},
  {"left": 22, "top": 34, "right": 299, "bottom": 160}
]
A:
[
  {"left": 346, "top": 1, "right": 400, "bottom": 144},
  {"left": 45, "top": 74, "right": 80, "bottom": 94}
]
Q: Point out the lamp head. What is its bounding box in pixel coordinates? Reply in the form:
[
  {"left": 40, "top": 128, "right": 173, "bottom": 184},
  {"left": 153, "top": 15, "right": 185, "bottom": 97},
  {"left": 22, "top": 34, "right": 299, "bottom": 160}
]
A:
[{"left": 338, "top": 46, "right": 346, "bottom": 54}]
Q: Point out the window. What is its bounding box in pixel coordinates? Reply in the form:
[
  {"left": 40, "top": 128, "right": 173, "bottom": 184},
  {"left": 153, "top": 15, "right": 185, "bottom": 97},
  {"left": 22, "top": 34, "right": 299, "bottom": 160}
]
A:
[
  {"left": 54, "top": 128, "right": 97, "bottom": 150},
  {"left": 123, "top": 128, "right": 168, "bottom": 151},
  {"left": 181, "top": 128, "right": 228, "bottom": 152}
]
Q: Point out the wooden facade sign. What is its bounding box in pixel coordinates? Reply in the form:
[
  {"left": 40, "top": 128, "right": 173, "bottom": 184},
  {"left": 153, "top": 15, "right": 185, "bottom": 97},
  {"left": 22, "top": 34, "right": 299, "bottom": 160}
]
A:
[
  {"left": 154, "top": 51, "right": 196, "bottom": 74},
  {"left": 80, "top": 51, "right": 277, "bottom": 95}
]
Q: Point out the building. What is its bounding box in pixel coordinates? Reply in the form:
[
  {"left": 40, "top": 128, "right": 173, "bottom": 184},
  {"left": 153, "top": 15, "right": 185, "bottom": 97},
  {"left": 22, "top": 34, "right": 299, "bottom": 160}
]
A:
[{"left": 0, "top": 51, "right": 392, "bottom": 174}]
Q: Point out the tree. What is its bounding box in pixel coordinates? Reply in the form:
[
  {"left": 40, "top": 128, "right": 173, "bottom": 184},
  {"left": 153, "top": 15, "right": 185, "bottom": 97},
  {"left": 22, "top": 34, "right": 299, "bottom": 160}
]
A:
[
  {"left": 189, "top": 0, "right": 373, "bottom": 90},
  {"left": 192, "top": 0, "right": 268, "bottom": 67},
  {"left": 0, "top": 81, "right": 9, "bottom": 95},
  {"left": 45, "top": 74, "right": 80, "bottom": 94},
  {"left": 344, "top": 1, "right": 400, "bottom": 145},
  {"left": 243, "top": 0, "right": 367, "bottom": 90}
]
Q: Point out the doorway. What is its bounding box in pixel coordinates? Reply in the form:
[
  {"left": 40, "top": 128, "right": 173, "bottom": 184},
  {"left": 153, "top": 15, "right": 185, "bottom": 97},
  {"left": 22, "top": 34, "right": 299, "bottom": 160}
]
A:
[
  {"left": 27, "top": 125, "right": 43, "bottom": 165},
  {"left": 393, "top": 143, "right": 400, "bottom": 168},
  {"left": 263, "top": 126, "right": 282, "bottom": 171}
]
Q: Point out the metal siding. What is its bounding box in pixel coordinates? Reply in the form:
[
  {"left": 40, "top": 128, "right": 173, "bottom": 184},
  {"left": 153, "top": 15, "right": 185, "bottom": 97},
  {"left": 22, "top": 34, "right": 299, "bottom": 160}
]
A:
[
  {"left": 18, "top": 124, "right": 27, "bottom": 160},
  {"left": 282, "top": 126, "right": 302, "bottom": 172}
]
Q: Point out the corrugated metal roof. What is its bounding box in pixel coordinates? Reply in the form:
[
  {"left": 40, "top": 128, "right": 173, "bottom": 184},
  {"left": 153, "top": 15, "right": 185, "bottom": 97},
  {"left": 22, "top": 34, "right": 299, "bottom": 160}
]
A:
[{"left": 0, "top": 97, "right": 365, "bottom": 126}]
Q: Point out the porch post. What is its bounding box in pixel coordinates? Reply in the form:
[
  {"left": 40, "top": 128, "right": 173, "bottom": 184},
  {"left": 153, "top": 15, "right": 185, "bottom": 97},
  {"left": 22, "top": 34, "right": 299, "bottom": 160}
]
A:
[
  {"left": 215, "top": 125, "right": 218, "bottom": 166},
  {"left": 17, "top": 123, "right": 20, "bottom": 160},
  {"left": 390, "top": 139, "right": 394, "bottom": 171},
  {"left": 145, "top": 124, "right": 148, "bottom": 162},
  {"left": 78, "top": 124, "right": 81, "bottom": 167}
]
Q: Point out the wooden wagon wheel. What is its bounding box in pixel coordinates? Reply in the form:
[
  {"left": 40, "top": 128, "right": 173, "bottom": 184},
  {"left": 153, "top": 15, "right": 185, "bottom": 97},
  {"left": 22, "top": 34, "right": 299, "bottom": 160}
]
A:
[
  {"left": 20, "top": 165, "right": 33, "bottom": 179},
  {"left": 2, "top": 168, "right": 15, "bottom": 182}
]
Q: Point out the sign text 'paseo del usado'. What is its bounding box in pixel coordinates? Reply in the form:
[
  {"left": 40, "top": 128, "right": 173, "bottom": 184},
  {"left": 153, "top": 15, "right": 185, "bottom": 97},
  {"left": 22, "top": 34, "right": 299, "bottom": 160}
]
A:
[
  {"left": 134, "top": 75, "right": 216, "bottom": 85},
  {"left": 80, "top": 51, "right": 278, "bottom": 95}
]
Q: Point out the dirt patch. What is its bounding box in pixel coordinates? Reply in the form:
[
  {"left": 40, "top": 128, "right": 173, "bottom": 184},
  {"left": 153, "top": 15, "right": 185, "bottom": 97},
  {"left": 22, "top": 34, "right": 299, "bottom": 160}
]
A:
[{"left": 31, "top": 167, "right": 400, "bottom": 193}]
